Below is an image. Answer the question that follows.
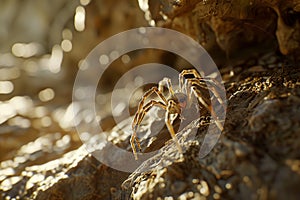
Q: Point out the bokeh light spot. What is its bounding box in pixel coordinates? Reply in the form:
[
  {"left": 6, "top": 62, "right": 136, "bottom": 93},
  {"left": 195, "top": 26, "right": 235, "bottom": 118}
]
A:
[
  {"left": 38, "top": 88, "right": 55, "bottom": 102},
  {"left": 74, "top": 6, "right": 86, "bottom": 32},
  {"left": 0, "top": 81, "right": 14, "bottom": 94}
]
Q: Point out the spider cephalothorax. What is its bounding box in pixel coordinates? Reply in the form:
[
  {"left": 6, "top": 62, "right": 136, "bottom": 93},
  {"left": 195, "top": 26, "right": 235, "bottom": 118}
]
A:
[{"left": 130, "top": 69, "right": 224, "bottom": 160}]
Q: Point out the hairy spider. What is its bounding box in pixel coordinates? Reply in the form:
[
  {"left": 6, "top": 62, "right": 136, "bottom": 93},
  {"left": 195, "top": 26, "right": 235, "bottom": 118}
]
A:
[{"left": 130, "top": 69, "right": 224, "bottom": 160}]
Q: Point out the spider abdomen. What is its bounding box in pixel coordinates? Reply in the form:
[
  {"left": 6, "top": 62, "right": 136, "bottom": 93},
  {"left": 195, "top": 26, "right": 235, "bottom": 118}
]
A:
[{"left": 168, "top": 92, "right": 188, "bottom": 110}]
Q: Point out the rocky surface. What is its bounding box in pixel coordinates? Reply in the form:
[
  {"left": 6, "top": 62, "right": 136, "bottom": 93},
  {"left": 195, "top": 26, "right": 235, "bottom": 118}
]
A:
[
  {"left": 142, "top": 0, "right": 300, "bottom": 64},
  {"left": 121, "top": 65, "right": 300, "bottom": 200},
  {"left": 1, "top": 64, "right": 300, "bottom": 199}
]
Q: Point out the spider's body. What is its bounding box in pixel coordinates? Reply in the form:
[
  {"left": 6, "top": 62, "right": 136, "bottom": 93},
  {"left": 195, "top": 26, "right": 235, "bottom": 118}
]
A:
[
  {"left": 166, "top": 92, "right": 187, "bottom": 114},
  {"left": 130, "top": 69, "right": 224, "bottom": 160}
]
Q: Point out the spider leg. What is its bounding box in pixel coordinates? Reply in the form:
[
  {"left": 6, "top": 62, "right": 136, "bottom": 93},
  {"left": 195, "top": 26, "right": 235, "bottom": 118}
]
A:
[
  {"left": 200, "top": 77, "right": 225, "bottom": 108},
  {"left": 179, "top": 69, "right": 224, "bottom": 109},
  {"left": 131, "top": 100, "right": 166, "bottom": 160},
  {"left": 132, "top": 87, "right": 167, "bottom": 130},
  {"left": 165, "top": 109, "right": 183, "bottom": 154},
  {"left": 179, "top": 69, "right": 202, "bottom": 94},
  {"left": 179, "top": 69, "right": 204, "bottom": 105},
  {"left": 135, "top": 87, "right": 167, "bottom": 115},
  {"left": 158, "top": 77, "right": 175, "bottom": 96},
  {"left": 133, "top": 100, "right": 167, "bottom": 130},
  {"left": 132, "top": 87, "right": 168, "bottom": 130},
  {"left": 190, "top": 85, "right": 224, "bottom": 131},
  {"left": 179, "top": 69, "right": 225, "bottom": 131},
  {"left": 130, "top": 133, "right": 139, "bottom": 160},
  {"left": 131, "top": 87, "right": 168, "bottom": 160},
  {"left": 187, "top": 77, "right": 226, "bottom": 112}
]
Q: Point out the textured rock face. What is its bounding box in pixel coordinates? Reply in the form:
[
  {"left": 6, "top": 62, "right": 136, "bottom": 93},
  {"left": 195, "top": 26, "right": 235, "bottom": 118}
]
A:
[
  {"left": 0, "top": 145, "right": 129, "bottom": 199},
  {"left": 2, "top": 66, "right": 300, "bottom": 200},
  {"left": 274, "top": 0, "right": 300, "bottom": 57},
  {"left": 140, "top": 0, "right": 300, "bottom": 63},
  {"left": 121, "top": 66, "right": 300, "bottom": 200}
]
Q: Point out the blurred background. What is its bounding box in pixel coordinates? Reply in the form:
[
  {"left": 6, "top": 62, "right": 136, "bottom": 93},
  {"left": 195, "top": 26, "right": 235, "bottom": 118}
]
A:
[{"left": 0, "top": 0, "right": 149, "bottom": 165}]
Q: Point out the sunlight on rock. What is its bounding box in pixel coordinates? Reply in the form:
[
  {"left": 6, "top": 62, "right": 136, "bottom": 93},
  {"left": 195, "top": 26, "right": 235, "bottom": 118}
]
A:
[
  {"left": 0, "top": 168, "right": 14, "bottom": 182},
  {"left": 41, "top": 116, "right": 52, "bottom": 127},
  {"left": 33, "top": 106, "right": 48, "bottom": 118},
  {"left": 18, "top": 146, "right": 88, "bottom": 192},
  {"left": 9, "top": 96, "right": 33, "bottom": 116},
  {"left": 61, "top": 39, "right": 72, "bottom": 52},
  {"left": 48, "top": 45, "right": 63, "bottom": 73},
  {"left": 82, "top": 109, "right": 94, "bottom": 123},
  {"left": 60, "top": 103, "right": 80, "bottom": 129},
  {"left": 0, "top": 160, "right": 14, "bottom": 169},
  {"left": 285, "top": 159, "right": 300, "bottom": 175},
  {"left": 109, "top": 50, "right": 120, "bottom": 60},
  {"left": 0, "top": 176, "right": 22, "bottom": 191},
  {"left": 0, "top": 67, "right": 20, "bottom": 81},
  {"left": 38, "top": 88, "right": 55, "bottom": 102},
  {"left": 8, "top": 116, "right": 31, "bottom": 128},
  {"left": 121, "top": 54, "right": 131, "bottom": 64},
  {"left": 78, "top": 59, "right": 89, "bottom": 71},
  {"left": 199, "top": 180, "right": 210, "bottom": 196},
  {"left": 52, "top": 107, "right": 65, "bottom": 123},
  {"left": 11, "top": 42, "right": 42, "bottom": 58},
  {"left": 80, "top": 0, "right": 91, "bottom": 6},
  {"left": 24, "top": 60, "right": 39, "bottom": 75},
  {"left": 26, "top": 174, "right": 45, "bottom": 190},
  {"left": 80, "top": 131, "right": 91, "bottom": 142},
  {"left": 0, "top": 102, "right": 16, "bottom": 124},
  {"left": 112, "top": 102, "right": 126, "bottom": 117},
  {"left": 14, "top": 156, "right": 27, "bottom": 164},
  {"left": 0, "top": 53, "right": 15, "bottom": 67},
  {"left": 62, "top": 29, "right": 73, "bottom": 40},
  {"left": 56, "top": 135, "right": 71, "bottom": 148},
  {"left": 225, "top": 183, "right": 232, "bottom": 189},
  {"left": 74, "top": 6, "right": 85, "bottom": 32},
  {"left": 0, "top": 81, "right": 14, "bottom": 94},
  {"left": 138, "top": 0, "right": 149, "bottom": 11},
  {"left": 18, "top": 134, "right": 59, "bottom": 158},
  {"left": 99, "top": 54, "right": 109, "bottom": 65}
]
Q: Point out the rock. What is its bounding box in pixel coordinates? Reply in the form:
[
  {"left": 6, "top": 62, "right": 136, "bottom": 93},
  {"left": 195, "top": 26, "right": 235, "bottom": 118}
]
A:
[
  {"left": 121, "top": 66, "right": 300, "bottom": 200},
  {"left": 141, "top": 0, "right": 300, "bottom": 63}
]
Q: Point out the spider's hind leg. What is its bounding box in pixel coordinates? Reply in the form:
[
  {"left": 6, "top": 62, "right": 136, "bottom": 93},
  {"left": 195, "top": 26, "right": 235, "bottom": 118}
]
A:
[
  {"left": 132, "top": 87, "right": 168, "bottom": 131},
  {"left": 165, "top": 111, "right": 183, "bottom": 155},
  {"left": 190, "top": 84, "right": 224, "bottom": 131},
  {"left": 185, "top": 76, "right": 225, "bottom": 131},
  {"left": 130, "top": 132, "right": 140, "bottom": 160},
  {"left": 131, "top": 89, "right": 167, "bottom": 160}
]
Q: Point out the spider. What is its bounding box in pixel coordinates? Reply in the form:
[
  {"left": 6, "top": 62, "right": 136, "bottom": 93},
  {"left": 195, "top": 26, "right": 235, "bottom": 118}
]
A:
[{"left": 130, "top": 69, "right": 224, "bottom": 160}]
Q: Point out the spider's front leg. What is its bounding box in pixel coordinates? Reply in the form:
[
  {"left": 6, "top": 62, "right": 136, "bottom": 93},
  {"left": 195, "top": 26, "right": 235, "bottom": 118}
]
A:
[
  {"left": 179, "top": 69, "right": 202, "bottom": 95},
  {"left": 188, "top": 78, "right": 225, "bottom": 131},
  {"left": 165, "top": 105, "right": 183, "bottom": 154},
  {"left": 179, "top": 69, "right": 225, "bottom": 131},
  {"left": 158, "top": 77, "right": 175, "bottom": 96},
  {"left": 131, "top": 87, "right": 167, "bottom": 160}
]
